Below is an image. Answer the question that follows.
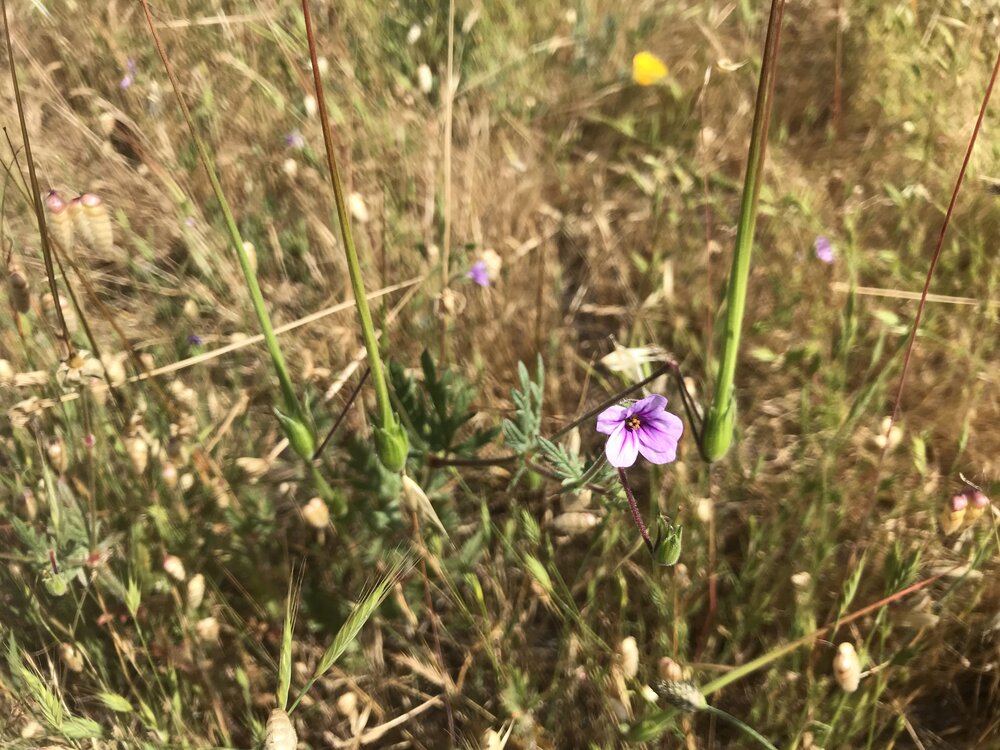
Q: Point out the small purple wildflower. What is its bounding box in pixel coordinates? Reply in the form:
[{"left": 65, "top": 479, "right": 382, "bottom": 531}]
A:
[
  {"left": 814, "top": 235, "right": 835, "bottom": 264},
  {"left": 82, "top": 433, "right": 96, "bottom": 449},
  {"left": 596, "top": 394, "right": 683, "bottom": 468},
  {"left": 285, "top": 130, "right": 306, "bottom": 150},
  {"left": 187, "top": 334, "right": 203, "bottom": 346},
  {"left": 467, "top": 260, "right": 490, "bottom": 287},
  {"left": 120, "top": 58, "right": 136, "bottom": 90}
]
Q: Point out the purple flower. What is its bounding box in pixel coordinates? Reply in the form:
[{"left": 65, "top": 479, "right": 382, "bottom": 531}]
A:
[
  {"left": 120, "top": 58, "right": 136, "bottom": 90},
  {"left": 467, "top": 260, "right": 490, "bottom": 287},
  {"left": 187, "top": 334, "right": 203, "bottom": 345},
  {"left": 596, "top": 394, "right": 683, "bottom": 468},
  {"left": 814, "top": 235, "right": 835, "bottom": 264},
  {"left": 285, "top": 130, "right": 306, "bottom": 149}
]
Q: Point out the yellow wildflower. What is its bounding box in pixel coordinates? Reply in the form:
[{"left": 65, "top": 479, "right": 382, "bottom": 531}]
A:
[{"left": 632, "top": 51, "right": 668, "bottom": 86}]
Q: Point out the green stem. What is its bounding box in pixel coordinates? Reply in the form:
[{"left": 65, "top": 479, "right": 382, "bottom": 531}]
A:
[
  {"left": 301, "top": 0, "right": 408, "bottom": 471},
  {"left": 700, "top": 0, "right": 786, "bottom": 461},
  {"left": 139, "top": 2, "right": 302, "bottom": 424},
  {"left": 704, "top": 706, "right": 778, "bottom": 750}
]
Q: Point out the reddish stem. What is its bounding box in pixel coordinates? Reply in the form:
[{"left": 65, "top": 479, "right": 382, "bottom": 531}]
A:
[{"left": 618, "top": 468, "right": 655, "bottom": 552}]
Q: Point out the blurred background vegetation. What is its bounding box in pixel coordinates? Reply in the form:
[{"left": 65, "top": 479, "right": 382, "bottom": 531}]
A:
[{"left": 2, "top": 0, "right": 1000, "bottom": 747}]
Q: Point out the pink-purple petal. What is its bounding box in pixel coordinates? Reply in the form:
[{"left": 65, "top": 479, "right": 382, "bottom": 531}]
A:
[
  {"left": 632, "top": 394, "right": 668, "bottom": 416},
  {"left": 605, "top": 424, "right": 639, "bottom": 468},
  {"left": 596, "top": 404, "right": 628, "bottom": 435}
]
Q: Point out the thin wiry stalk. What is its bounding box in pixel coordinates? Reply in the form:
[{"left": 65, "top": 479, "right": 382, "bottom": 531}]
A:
[
  {"left": 700, "top": 0, "right": 786, "bottom": 461},
  {"left": 300, "top": 0, "right": 394, "bottom": 434},
  {"left": 439, "top": 0, "right": 456, "bottom": 361},
  {"left": 0, "top": 0, "right": 74, "bottom": 355},
  {"left": 288, "top": 557, "right": 411, "bottom": 714},
  {"left": 865, "top": 46, "right": 1000, "bottom": 532},
  {"left": 138, "top": 0, "right": 304, "bottom": 427}
]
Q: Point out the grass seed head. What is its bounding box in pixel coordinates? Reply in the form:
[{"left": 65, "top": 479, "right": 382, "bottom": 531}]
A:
[
  {"left": 939, "top": 492, "right": 968, "bottom": 534},
  {"left": 45, "top": 190, "right": 74, "bottom": 249},
  {"left": 7, "top": 258, "right": 31, "bottom": 314},
  {"left": 195, "top": 616, "right": 220, "bottom": 643},
  {"left": 0, "top": 359, "right": 15, "bottom": 386},
  {"left": 618, "top": 636, "right": 640, "bottom": 679},
  {"left": 125, "top": 435, "right": 149, "bottom": 474},
  {"left": 59, "top": 643, "right": 84, "bottom": 673},
  {"left": 264, "top": 708, "right": 297, "bottom": 750},
  {"left": 80, "top": 193, "right": 113, "bottom": 254},
  {"left": 46, "top": 437, "right": 68, "bottom": 474},
  {"left": 833, "top": 643, "right": 861, "bottom": 692},
  {"left": 963, "top": 489, "right": 990, "bottom": 524},
  {"left": 187, "top": 573, "right": 206, "bottom": 611},
  {"left": 161, "top": 461, "right": 179, "bottom": 489},
  {"left": 301, "top": 497, "right": 330, "bottom": 529},
  {"left": 655, "top": 679, "right": 707, "bottom": 712},
  {"left": 162, "top": 554, "right": 186, "bottom": 582}
]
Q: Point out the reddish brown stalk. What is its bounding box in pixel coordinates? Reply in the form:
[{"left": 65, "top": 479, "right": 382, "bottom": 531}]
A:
[{"left": 618, "top": 468, "right": 655, "bottom": 553}]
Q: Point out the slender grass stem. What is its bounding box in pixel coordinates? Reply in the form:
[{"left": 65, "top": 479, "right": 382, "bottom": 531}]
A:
[
  {"left": 0, "top": 1, "right": 74, "bottom": 355},
  {"left": 301, "top": 0, "right": 408, "bottom": 471},
  {"left": 700, "top": 0, "right": 786, "bottom": 461},
  {"left": 139, "top": 0, "right": 307, "bottom": 439},
  {"left": 703, "top": 705, "right": 778, "bottom": 750}
]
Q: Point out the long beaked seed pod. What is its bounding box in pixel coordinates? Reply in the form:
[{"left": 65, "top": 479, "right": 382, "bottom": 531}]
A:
[
  {"left": 7, "top": 258, "right": 30, "bottom": 314},
  {"left": 81, "top": 193, "right": 113, "bottom": 254},
  {"left": 45, "top": 190, "right": 74, "bottom": 249},
  {"left": 68, "top": 196, "right": 94, "bottom": 249}
]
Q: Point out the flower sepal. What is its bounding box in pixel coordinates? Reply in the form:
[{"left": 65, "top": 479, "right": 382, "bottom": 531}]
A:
[
  {"left": 652, "top": 519, "right": 683, "bottom": 567},
  {"left": 374, "top": 416, "right": 410, "bottom": 473},
  {"left": 275, "top": 407, "right": 316, "bottom": 461}
]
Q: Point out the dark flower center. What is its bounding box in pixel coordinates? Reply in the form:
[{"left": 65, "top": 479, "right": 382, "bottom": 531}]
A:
[{"left": 625, "top": 416, "right": 642, "bottom": 431}]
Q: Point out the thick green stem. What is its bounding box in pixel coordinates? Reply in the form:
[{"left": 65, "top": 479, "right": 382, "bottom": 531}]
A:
[
  {"left": 301, "top": 0, "right": 408, "bottom": 471},
  {"left": 140, "top": 2, "right": 303, "bottom": 429},
  {"left": 700, "top": 0, "right": 786, "bottom": 461}
]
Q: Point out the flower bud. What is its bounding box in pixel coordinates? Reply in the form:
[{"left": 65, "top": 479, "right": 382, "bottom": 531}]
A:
[
  {"left": 939, "top": 493, "right": 968, "bottom": 534},
  {"left": 374, "top": 419, "right": 409, "bottom": 472},
  {"left": 833, "top": 642, "right": 861, "bottom": 692}
]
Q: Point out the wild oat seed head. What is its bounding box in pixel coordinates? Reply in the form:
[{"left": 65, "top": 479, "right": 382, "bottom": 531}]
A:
[
  {"left": 125, "top": 435, "right": 149, "bottom": 474},
  {"left": 80, "top": 193, "right": 113, "bottom": 254}
]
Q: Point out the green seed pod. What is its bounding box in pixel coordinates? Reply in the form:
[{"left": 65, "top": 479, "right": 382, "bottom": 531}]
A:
[{"left": 374, "top": 418, "right": 409, "bottom": 472}]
